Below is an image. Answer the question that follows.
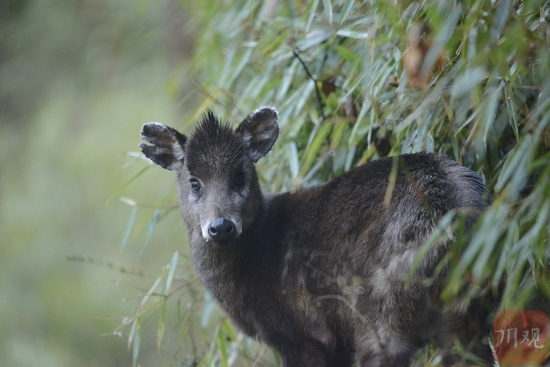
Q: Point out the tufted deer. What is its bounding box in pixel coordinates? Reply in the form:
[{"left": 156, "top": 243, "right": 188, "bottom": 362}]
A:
[{"left": 140, "top": 107, "right": 494, "bottom": 367}]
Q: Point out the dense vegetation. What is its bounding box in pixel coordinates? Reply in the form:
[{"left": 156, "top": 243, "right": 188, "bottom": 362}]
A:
[{"left": 124, "top": 1, "right": 550, "bottom": 365}]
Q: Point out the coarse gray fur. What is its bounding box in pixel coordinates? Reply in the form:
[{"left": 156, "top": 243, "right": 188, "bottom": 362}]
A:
[{"left": 140, "top": 107, "right": 495, "bottom": 367}]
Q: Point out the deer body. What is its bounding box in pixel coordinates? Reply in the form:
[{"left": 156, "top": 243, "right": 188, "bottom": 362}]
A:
[{"left": 140, "top": 107, "right": 494, "bottom": 367}]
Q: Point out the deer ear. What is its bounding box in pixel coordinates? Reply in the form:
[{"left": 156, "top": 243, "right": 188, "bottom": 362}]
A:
[
  {"left": 140, "top": 122, "right": 187, "bottom": 171},
  {"left": 236, "top": 107, "right": 279, "bottom": 163}
]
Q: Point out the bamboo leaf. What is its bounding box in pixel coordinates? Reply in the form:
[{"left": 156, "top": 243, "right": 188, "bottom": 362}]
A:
[
  {"left": 277, "top": 58, "right": 299, "bottom": 102},
  {"left": 336, "top": 29, "right": 369, "bottom": 39},
  {"left": 470, "top": 220, "right": 501, "bottom": 279},
  {"left": 335, "top": 44, "right": 358, "bottom": 65},
  {"left": 304, "top": 0, "right": 320, "bottom": 33},
  {"left": 338, "top": 0, "right": 356, "bottom": 28},
  {"left": 216, "top": 325, "right": 229, "bottom": 367},
  {"left": 106, "top": 166, "right": 149, "bottom": 206},
  {"left": 297, "top": 30, "right": 331, "bottom": 50},
  {"left": 142, "top": 208, "right": 160, "bottom": 250},
  {"left": 220, "top": 318, "right": 237, "bottom": 342},
  {"left": 322, "top": 0, "right": 332, "bottom": 24},
  {"left": 121, "top": 206, "right": 138, "bottom": 249},
  {"left": 164, "top": 251, "right": 179, "bottom": 293},
  {"left": 129, "top": 315, "right": 141, "bottom": 367},
  {"left": 330, "top": 119, "right": 348, "bottom": 150},
  {"left": 299, "top": 122, "right": 333, "bottom": 177},
  {"left": 495, "top": 136, "right": 535, "bottom": 198},
  {"left": 287, "top": 142, "right": 300, "bottom": 179},
  {"left": 157, "top": 299, "right": 167, "bottom": 350},
  {"left": 450, "top": 67, "right": 487, "bottom": 98}
]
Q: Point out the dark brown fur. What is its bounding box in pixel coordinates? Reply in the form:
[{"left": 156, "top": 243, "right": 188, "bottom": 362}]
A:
[{"left": 140, "top": 107, "right": 495, "bottom": 367}]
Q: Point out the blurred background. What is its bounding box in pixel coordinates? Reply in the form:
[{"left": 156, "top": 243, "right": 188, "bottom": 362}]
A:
[{"left": 0, "top": 0, "right": 195, "bottom": 365}]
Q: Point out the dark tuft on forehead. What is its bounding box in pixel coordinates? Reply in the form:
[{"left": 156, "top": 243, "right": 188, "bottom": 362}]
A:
[{"left": 185, "top": 111, "right": 245, "bottom": 177}]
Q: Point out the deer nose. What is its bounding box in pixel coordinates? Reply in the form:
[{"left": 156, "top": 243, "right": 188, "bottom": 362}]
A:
[{"left": 208, "top": 218, "right": 236, "bottom": 241}]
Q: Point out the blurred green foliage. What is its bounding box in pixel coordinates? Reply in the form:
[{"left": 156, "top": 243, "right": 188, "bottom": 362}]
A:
[
  {"left": 122, "top": 0, "right": 550, "bottom": 366},
  {"left": 0, "top": 0, "right": 194, "bottom": 366}
]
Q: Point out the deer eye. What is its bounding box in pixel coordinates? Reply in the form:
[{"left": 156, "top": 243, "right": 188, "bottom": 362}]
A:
[
  {"left": 189, "top": 178, "right": 202, "bottom": 193},
  {"left": 231, "top": 172, "right": 246, "bottom": 191}
]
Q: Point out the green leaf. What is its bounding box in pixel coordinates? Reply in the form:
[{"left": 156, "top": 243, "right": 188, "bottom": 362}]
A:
[
  {"left": 106, "top": 166, "right": 149, "bottom": 206},
  {"left": 142, "top": 208, "right": 160, "bottom": 250},
  {"left": 164, "top": 251, "right": 179, "bottom": 294},
  {"left": 299, "top": 122, "right": 333, "bottom": 177},
  {"left": 121, "top": 206, "right": 137, "bottom": 249},
  {"left": 335, "top": 44, "right": 358, "bottom": 65},
  {"left": 304, "top": 0, "right": 320, "bottom": 33},
  {"left": 287, "top": 142, "right": 300, "bottom": 179},
  {"left": 157, "top": 299, "right": 167, "bottom": 350},
  {"left": 296, "top": 30, "right": 331, "bottom": 51},
  {"left": 216, "top": 325, "right": 229, "bottom": 367},
  {"left": 450, "top": 67, "right": 487, "bottom": 98},
  {"left": 330, "top": 119, "right": 348, "bottom": 150},
  {"left": 129, "top": 315, "right": 141, "bottom": 367},
  {"left": 277, "top": 58, "right": 299, "bottom": 102},
  {"left": 336, "top": 29, "right": 369, "bottom": 39},
  {"left": 495, "top": 136, "right": 535, "bottom": 198},
  {"left": 337, "top": 0, "right": 356, "bottom": 28},
  {"left": 322, "top": 0, "right": 332, "bottom": 24},
  {"left": 220, "top": 318, "right": 237, "bottom": 342},
  {"left": 470, "top": 214, "right": 503, "bottom": 279}
]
